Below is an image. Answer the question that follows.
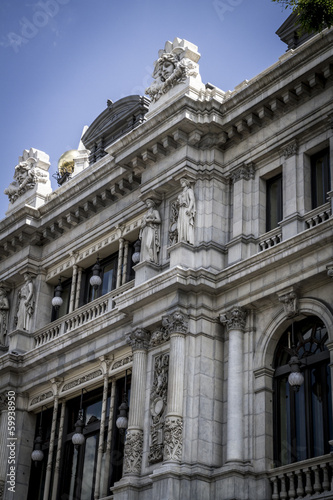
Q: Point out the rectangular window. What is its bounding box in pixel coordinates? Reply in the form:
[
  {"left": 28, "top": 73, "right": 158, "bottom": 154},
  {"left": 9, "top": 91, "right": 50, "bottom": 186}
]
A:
[
  {"left": 311, "top": 148, "right": 330, "bottom": 209},
  {"left": 266, "top": 173, "right": 283, "bottom": 232}
]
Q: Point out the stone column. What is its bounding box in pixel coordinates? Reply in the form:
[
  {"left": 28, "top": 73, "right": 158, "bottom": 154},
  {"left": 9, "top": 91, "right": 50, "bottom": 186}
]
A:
[
  {"left": 122, "top": 240, "right": 129, "bottom": 285},
  {"left": 51, "top": 401, "right": 66, "bottom": 500},
  {"left": 69, "top": 264, "right": 78, "bottom": 314},
  {"left": 101, "top": 379, "right": 116, "bottom": 497},
  {"left": 220, "top": 307, "right": 247, "bottom": 463},
  {"left": 75, "top": 267, "right": 82, "bottom": 310},
  {"left": 116, "top": 238, "right": 124, "bottom": 289},
  {"left": 43, "top": 396, "right": 59, "bottom": 500},
  {"left": 163, "top": 311, "right": 188, "bottom": 463},
  {"left": 280, "top": 140, "right": 303, "bottom": 239},
  {"left": 123, "top": 328, "right": 150, "bottom": 475},
  {"left": 94, "top": 357, "right": 110, "bottom": 499},
  {"left": 228, "top": 163, "right": 255, "bottom": 264}
]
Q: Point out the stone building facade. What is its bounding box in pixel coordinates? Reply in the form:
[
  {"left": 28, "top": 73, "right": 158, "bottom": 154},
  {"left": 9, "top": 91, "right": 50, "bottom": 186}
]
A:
[{"left": 0, "top": 24, "right": 333, "bottom": 500}]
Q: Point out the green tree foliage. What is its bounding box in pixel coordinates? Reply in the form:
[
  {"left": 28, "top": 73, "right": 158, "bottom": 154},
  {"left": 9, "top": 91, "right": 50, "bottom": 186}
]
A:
[{"left": 272, "top": 0, "right": 333, "bottom": 33}]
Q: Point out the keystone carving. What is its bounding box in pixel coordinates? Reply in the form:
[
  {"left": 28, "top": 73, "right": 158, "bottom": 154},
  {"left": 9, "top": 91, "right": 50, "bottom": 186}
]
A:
[{"left": 278, "top": 290, "right": 299, "bottom": 318}]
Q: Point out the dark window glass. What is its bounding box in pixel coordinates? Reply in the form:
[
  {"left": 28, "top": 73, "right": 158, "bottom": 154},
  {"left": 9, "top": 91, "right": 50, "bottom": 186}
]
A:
[
  {"left": 83, "top": 254, "right": 118, "bottom": 305},
  {"left": 273, "top": 316, "right": 332, "bottom": 466},
  {"left": 311, "top": 148, "right": 330, "bottom": 209},
  {"left": 266, "top": 174, "right": 283, "bottom": 232}
]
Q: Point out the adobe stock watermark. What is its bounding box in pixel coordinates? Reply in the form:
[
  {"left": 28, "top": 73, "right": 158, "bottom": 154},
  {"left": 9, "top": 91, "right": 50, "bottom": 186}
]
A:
[
  {"left": 213, "top": 0, "right": 244, "bottom": 22},
  {"left": 2, "top": 0, "right": 70, "bottom": 54}
]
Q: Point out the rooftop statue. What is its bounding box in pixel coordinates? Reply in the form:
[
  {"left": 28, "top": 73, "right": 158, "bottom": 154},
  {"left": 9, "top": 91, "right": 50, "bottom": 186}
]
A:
[{"left": 145, "top": 38, "right": 201, "bottom": 103}]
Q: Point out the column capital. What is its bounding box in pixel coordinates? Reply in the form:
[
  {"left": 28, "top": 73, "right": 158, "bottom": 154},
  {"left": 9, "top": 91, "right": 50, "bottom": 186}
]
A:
[
  {"left": 220, "top": 307, "right": 247, "bottom": 332},
  {"left": 230, "top": 162, "right": 255, "bottom": 183},
  {"left": 127, "top": 328, "right": 150, "bottom": 351},
  {"left": 161, "top": 310, "right": 188, "bottom": 335}
]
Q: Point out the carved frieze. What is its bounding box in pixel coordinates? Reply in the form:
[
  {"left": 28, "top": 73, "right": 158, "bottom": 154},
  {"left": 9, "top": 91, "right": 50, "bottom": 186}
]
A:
[
  {"left": 61, "top": 369, "right": 103, "bottom": 392},
  {"left": 163, "top": 416, "right": 183, "bottom": 462},
  {"left": 112, "top": 355, "right": 133, "bottom": 370},
  {"left": 148, "top": 353, "right": 169, "bottom": 464},
  {"left": 123, "top": 429, "right": 143, "bottom": 475},
  {"left": 281, "top": 140, "right": 298, "bottom": 159},
  {"left": 30, "top": 390, "right": 53, "bottom": 406}
]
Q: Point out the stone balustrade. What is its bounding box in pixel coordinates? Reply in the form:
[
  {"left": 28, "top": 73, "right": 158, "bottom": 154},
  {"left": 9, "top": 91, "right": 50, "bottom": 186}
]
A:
[
  {"left": 268, "top": 455, "right": 333, "bottom": 500},
  {"left": 259, "top": 228, "right": 282, "bottom": 251},
  {"left": 305, "top": 202, "right": 331, "bottom": 229},
  {"left": 34, "top": 280, "right": 134, "bottom": 348}
]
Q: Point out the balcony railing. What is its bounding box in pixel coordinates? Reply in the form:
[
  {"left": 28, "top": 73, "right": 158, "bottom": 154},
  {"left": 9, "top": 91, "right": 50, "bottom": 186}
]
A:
[
  {"left": 305, "top": 202, "right": 331, "bottom": 229},
  {"left": 259, "top": 227, "right": 282, "bottom": 251},
  {"left": 33, "top": 280, "right": 134, "bottom": 348},
  {"left": 268, "top": 455, "right": 333, "bottom": 499}
]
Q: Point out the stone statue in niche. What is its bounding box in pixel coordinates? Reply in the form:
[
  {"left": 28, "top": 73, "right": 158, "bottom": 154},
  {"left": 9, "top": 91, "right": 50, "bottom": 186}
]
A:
[
  {"left": 145, "top": 38, "right": 200, "bottom": 103},
  {"left": 15, "top": 273, "right": 34, "bottom": 331},
  {"left": 176, "top": 178, "right": 196, "bottom": 245},
  {"left": 0, "top": 286, "right": 9, "bottom": 345},
  {"left": 139, "top": 199, "right": 161, "bottom": 264}
]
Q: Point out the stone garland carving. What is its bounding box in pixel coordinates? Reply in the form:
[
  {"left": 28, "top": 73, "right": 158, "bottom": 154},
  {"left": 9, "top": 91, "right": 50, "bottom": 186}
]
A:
[
  {"left": 145, "top": 38, "right": 199, "bottom": 103},
  {"left": 278, "top": 291, "right": 299, "bottom": 318},
  {"left": 123, "top": 429, "right": 144, "bottom": 475},
  {"left": 220, "top": 307, "right": 247, "bottom": 332},
  {"left": 30, "top": 390, "right": 53, "bottom": 406},
  {"left": 61, "top": 369, "right": 103, "bottom": 392},
  {"left": 127, "top": 328, "right": 151, "bottom": 351},
  {"left": 4, "top": 155, "right": 47, "bottom": 204},
  {"left": 148, "top": 353, "right": 169, "bottom": 464},
  {"left": 0, "top": 286, "right": 9, "bottom": 346},
  {"left": 112, "top": 355, "right": 133, "bottom": 371},
  {"left": 163, "top": 416, "right": 183, "bottom": 462},
  {"left": 139, "top": 199, "right": 161, "bottom": 264},
  {"left": 176, "top": 178, "right": 196, "bottom": 245},
  {"left": 15, "top": 273, "right": 34, "bottom": 331}
]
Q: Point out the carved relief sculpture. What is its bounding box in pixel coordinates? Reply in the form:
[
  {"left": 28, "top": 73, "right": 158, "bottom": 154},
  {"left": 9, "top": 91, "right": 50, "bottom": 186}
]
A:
[
  {"left": 176, "top": 178, "right": 196, "bottom": 245},
  {"left": 0, "top": 286, "right": 9, "bottom": 346},
  {"left": 149, "top": 353, "right": 169, "bottom": 464},
  {"left": 4, "top": 149, "right": 48, "bottom": 204},
  {"left": 123, "top": 429, "right": 144, "bottom": 475},
  {"left": 163, "top": 416, "right": 183, "bottom": 462},
  {"left": 15, "top": 273, "right": 34, "bottom": 331},
  {"left": 168, "top": 201, "right": 179, "bottom": 245},
  {"left": 145, "top": 38, "right": 200, "bottom": 103},
  {"left": 139, "top": 199, "right": 161, "bottom": 264}
]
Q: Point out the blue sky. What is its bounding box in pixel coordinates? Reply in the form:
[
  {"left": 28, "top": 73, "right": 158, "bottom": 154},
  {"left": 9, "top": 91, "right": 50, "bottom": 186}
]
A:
[{"left": 0, "top": 0, "right": 290, "bottom": 220}]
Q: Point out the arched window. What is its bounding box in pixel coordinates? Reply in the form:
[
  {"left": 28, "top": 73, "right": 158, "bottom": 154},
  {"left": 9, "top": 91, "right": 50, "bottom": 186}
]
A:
[{"left": 273, "top": 316, "right": 332, "bottom": 466}]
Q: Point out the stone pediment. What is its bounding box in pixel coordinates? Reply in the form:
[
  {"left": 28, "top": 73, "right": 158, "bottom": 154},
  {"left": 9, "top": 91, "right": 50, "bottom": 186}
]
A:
[{"left": 81, "top": 95, "right": 150, "bottom": 164}]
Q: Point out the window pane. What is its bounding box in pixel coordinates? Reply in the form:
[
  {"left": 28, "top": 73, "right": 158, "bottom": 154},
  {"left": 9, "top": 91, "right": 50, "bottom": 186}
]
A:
[
  {"left": 311, "top": 149, "right": 330, "bottom": 209},
  {"left": 294, "top": 383, "right": 307, "bottom": 462},
  {"left": 81, "top": 434, "right": 98, "bottom": 500},
  {"left": 266, "top": 174, "right": 282, "bottom": 232},
  {"left": 102, "top": 262, "right": 115, "bottom": 295}
]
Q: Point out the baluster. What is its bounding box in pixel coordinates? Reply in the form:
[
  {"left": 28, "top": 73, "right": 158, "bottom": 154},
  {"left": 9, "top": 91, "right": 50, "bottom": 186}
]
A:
[
  {"left": 279, "top": 474, "right": 287, "bottom": 500},
  {"left": 296, "top": 469, "right": 304, "bottom": 498},
  {"left": 321, "top": 463, "right": 330, "bottom": 491},
  {"left": 271, "top": 477, "right": 280, "bottom": 500},
  {"left": 312, "top": 465, "right": 321, "bottom": 494},
  {"left": 287, "top": 471, "right": 296, "bottom": 500},
  {"left": 304, "top": 468, "right": 312, "bottom": 496}
]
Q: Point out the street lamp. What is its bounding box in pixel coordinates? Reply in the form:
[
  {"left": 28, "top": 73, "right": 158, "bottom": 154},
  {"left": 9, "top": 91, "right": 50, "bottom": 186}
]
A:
[
  {"left": 288, "top": 322, "right": 305, "bottom": 392},
  {"left": 72, "top": 389, "right": 85, "bottom": 449},
  {"left": 51, "top": 278, "right": 63, "bottom": 310},
  {"left": 116, "top": 371, "right": 129, "bottom": 435},
  {"left": 89, "top": 257, "right": 102, "bottom": 291},
  {"left": 31, "top": 409, "right": 44, "bottom": 465}
]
